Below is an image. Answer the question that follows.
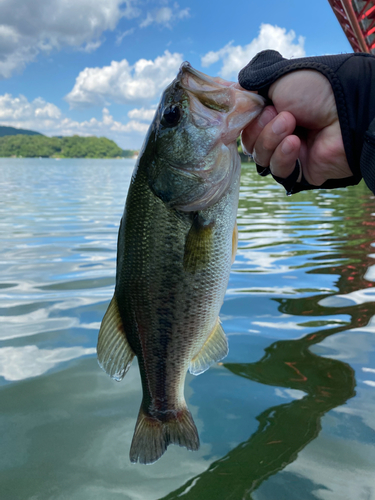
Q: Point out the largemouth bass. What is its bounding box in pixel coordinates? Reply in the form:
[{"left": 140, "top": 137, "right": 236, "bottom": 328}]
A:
[{"left": 97, "top": 62, "right": 264, "bottom": 464}]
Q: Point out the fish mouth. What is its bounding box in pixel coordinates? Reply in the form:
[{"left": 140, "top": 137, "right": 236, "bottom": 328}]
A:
[
  {"left": 178, "top": 62, "right": 223, "bottom": 87},
  {"left": 177, "top": 61, "right": 238, "bottom": 90},
  {"left": 177, "top": 62, "right": 234, "bottom": 113},
  {"left": 176, "top": 62, "right": 265, "bottom": 145}
]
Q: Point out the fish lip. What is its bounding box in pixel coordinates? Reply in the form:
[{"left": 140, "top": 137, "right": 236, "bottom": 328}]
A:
[
  {"left": 178, "top": 61, "right": 226, "bottom": 90},
  {"left": 178, "top": 61, "right": 210, "bottom": 82}
]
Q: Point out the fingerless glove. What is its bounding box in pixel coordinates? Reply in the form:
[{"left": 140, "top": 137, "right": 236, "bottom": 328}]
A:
[{"left": 239, "top": 50, "right": 375, "bottom": 194}]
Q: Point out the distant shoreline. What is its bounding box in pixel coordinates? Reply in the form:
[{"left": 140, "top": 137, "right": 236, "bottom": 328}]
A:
[
  {"left": 0, "top": 156, "right": 138, "bottom": 160},
  {"left": 0, "top": 133, "right": 139, "bottom": 160}
]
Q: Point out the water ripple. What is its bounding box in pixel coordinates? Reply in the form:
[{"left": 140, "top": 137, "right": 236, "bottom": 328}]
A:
[{"left": 1, "top": 158, "right": 375, "bottom": 499}]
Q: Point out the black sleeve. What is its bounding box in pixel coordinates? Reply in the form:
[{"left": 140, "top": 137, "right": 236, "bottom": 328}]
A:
[
  {"left": 361, "top": 118, "right": 375, "bottom": 193},
  {"left": 238, "top": 50, "right": 375, "bottom": 194}
]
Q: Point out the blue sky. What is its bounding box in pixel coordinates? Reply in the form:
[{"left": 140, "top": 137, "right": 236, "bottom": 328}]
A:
[{"left": 0, "top": 0, "right": 352, "bottom": 149}]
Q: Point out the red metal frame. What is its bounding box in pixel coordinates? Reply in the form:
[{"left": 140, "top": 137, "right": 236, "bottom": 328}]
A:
[{"left": 327, "top": 0, "right": 375, "bottom": 53}]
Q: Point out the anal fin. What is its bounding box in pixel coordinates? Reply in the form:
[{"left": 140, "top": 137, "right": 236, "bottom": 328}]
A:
[
  {"left": 97, "top": 294, "right": 135, "bottom": 381},
  {"left": 189, "top": 319, "right": 228, "bottom": 376}
]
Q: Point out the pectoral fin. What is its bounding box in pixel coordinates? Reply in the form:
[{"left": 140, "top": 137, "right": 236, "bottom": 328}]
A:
[
  {"left": 189, "top": 319, "right": 228, "bottom": 376},
  {"left": 97, "top": 295, "right": 135, "bottom": 381},
  {"left": 232, "top": 221, "right": 238, "bottom": 264},
  {"left": 183, "top": 213, "right": 214, "bottom": 273}
]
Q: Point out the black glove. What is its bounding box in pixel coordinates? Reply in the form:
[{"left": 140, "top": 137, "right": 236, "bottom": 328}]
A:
[{"left": 238, "top": 50, "right": 375, "bottom": 194}]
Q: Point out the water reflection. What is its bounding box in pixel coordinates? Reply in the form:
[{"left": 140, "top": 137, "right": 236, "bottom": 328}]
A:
[
  {"left": 0, "top": 345, "right": 96, "bottom": 381},
  {"left": 159, "top": 325, "right": 355, "bottom": 500},
  {"left": 1, "top": 160, "right": 375, "bottom": 500},
  {"left": 159, "top": 176, "right": 375, "bottom": 499}
]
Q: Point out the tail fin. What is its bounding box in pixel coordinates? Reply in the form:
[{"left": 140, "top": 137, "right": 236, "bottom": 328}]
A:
[{"left": 129, "top": 405, "right": 199, "bottom": 464}]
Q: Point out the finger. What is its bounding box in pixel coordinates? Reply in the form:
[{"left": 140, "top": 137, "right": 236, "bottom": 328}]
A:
[
  {"left": 252, "top": 111, "right": 296, "bottom": 167},
  {"left": 241, "top": 106, "right": 277, "bottom": 155},
  {"left": 269, "top": 71, "right": 337, "bottom": 129},
  {"left": 270, "top": 135, "right": 301, "bottom": 179}
]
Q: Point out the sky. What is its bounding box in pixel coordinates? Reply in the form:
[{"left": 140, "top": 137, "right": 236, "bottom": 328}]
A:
[{"left": 0, "top": 0, "right": 352, "bottom": 150}]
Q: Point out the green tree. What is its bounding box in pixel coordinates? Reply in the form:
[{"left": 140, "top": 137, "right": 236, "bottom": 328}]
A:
[{"left": 0, "top": 134, "right": 136, "bottom": 159}]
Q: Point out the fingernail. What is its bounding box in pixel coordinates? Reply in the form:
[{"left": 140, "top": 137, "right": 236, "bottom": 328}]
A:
[
  {"left": 272, "top": 116, "right": 287, "bottom": 135},
  {"left": 241, "top": 139, "right": 251, "bottom": 156},
  {"left": 281, "top": 139, "right": 294, "bottom": 155},
  {"left": 258, "top": 109, "right": 275, "bottom": 128}
]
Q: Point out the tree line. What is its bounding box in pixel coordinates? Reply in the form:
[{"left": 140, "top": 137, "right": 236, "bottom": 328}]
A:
[{"left": 0, "top": 134, "right": 138, "bottom": 159}]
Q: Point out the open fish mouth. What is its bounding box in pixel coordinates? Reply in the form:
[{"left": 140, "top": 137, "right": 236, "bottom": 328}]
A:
[
  {"left": 178, "top": 61, "right": 225, "bottom": 87},
  {"left": 176, "top": 61, "right": 265, "bottom": 144},
  {"left": 178, "top": 61, "right": 236, "bottom": 91},
  {"left": 177, "top": 62, "right": 235, "bottom": 113}
]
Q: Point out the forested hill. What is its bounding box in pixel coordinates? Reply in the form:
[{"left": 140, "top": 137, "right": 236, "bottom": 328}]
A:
[
  {"left": 0, "top": 134, "right": 138, "bottom": 159},
  {"left": 0, "top": 125, "right": 42, "bottom": 137}
]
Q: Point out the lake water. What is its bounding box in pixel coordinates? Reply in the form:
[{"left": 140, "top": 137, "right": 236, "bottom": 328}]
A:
[{"left": 1, "top": 158, "right": 375, "bottom": 500}]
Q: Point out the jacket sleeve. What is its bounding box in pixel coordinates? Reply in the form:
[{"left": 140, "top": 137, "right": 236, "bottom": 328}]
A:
[
  {"left": 362, "top": 118, "right": 375, "bottom": 193},
  {"left": 238, "top": 50, "right": 375, "bottom": 194}
]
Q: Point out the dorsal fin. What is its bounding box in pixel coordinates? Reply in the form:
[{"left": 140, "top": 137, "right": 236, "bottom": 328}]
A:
[
  {"left": 97, "top": 295, "right": 135, "bottom": 381},
  {"left": 189, "top": 319, "right": 228, "bottom": 376}
]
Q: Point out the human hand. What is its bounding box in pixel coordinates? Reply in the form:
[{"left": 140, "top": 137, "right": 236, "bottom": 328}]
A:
[{"left": 240, "top": 70, "right": 352, "bottom": 187}]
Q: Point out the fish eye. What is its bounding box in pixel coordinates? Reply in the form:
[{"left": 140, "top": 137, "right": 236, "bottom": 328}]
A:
[{"left": 161, "top": 105, "right": 181, "bottom": 127}]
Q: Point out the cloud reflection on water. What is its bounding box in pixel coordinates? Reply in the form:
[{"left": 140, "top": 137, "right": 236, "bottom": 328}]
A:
[
  {"left": 1, "top": 160, "right": 375, "bottom": 499},
  {"left": 0, "top": 345, "right": 96, "bottom": 381}
]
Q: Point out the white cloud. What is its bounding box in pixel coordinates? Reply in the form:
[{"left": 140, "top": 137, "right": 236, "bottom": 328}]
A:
[
  {"left": 201, "top": 24, "right": 305, "bottom": 78},
  {"left": 0, "top": 94, "right": 62, "bottom": 125},
  {"left": 50, "top": 108, "right": 150, "bottom": 137},
  {"left": 0, "top": 94, "right": 150, "bottom": 148},
  {"left": 140, "top": 3, "right": 190, "bottom": 28},
  {"left": 0, "top": 0, "right": 140, "bottom": 78},
  {"left": 65, "top": 50, "right": 183, "bottom": 108},
  {"left": 116, "top": 28, "right": 136, "bottom": 45},
  {"left": 127, "top": 106, "right": 157, "bottom": 121},
  {"left": 79, "top": 40, "right": 104, "bottom": 54}
]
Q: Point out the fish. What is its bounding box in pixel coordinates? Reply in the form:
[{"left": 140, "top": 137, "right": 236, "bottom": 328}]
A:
[{"left": 97, "top": 62, "right": 265, "bottom": 464}]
